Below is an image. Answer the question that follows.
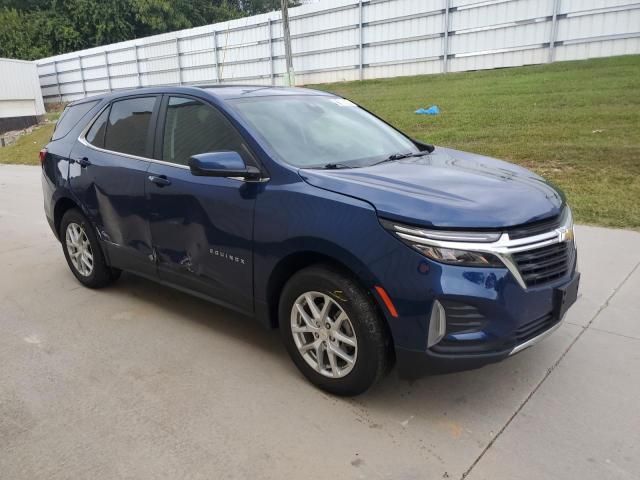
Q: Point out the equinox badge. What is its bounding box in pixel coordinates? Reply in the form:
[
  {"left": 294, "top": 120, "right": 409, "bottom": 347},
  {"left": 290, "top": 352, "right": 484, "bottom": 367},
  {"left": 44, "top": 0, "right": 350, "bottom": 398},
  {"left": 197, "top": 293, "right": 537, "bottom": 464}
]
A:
[{"left": 210, "top": 248, "right": 246, "bottom": 265}]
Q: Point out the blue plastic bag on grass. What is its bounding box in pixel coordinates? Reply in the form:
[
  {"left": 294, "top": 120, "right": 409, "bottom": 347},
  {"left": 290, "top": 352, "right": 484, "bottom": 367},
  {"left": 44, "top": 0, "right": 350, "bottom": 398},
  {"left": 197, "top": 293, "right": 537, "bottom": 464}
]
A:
[{"left": 415, "top": 105, "right": 440, "bottom": 115}]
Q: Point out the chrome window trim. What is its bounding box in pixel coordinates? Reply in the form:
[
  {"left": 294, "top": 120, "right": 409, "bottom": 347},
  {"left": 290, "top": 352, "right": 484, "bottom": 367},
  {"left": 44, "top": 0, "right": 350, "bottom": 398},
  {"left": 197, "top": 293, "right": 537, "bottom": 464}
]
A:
[
  {"left": 226, "top": 176, "right": 270, "bottom": 183},
  {"left": 77, "top": 101, "right": 183, "bottom": 167},
  {"left": 77, "top": 101, "right": 269, "bottom": 182},
  {"left": 79, "top": 134, "right": 189, "bottom": 170},
  {"left": 386, "top": 208, "right": 575, "bottom": 290}
]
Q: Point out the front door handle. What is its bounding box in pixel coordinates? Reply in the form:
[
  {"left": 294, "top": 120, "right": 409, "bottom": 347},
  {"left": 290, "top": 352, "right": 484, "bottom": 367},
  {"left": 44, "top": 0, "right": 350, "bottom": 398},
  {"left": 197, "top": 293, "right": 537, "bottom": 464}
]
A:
[
  {"left": 148, "top": 175, "right": 171, "bottom": 187},
  {"left": 76, "top": 157, "right": 91, "bottom": 167}
]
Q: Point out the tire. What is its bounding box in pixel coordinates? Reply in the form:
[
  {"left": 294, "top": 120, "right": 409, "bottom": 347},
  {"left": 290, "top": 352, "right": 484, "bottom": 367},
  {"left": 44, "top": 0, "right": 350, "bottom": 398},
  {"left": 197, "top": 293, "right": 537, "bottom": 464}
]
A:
[
  {"left": 60, "top": 208, "right": 121, "bottom": 288},
  {"left": 279, "top": 265, "right": 391, "bottom": 396}
]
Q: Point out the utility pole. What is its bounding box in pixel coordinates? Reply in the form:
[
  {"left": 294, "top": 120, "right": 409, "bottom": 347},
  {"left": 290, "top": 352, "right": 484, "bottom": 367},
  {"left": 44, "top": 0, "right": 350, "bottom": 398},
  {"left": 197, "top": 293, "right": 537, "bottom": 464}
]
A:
[{"left": 280, "top": 0, "right": 295, "bottom": 86}]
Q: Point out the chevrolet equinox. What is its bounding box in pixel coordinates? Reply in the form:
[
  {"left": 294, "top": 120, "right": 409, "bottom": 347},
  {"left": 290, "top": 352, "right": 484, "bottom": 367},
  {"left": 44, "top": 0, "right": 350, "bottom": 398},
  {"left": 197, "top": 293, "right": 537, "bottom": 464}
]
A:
[{"left": 41, "top": 86, "right": 580, "bottom": 395}]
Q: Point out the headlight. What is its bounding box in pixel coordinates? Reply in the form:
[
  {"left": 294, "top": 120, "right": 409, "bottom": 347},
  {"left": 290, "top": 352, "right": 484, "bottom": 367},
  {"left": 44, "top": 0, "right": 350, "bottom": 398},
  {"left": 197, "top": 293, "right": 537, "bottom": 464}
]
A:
[
  {"left": 380, "top": 206, "right": 574, "bottom": 286},
  {"left": 410, "top": 244, "right": 503, "bottom": 267},
  {"left": 559, "top": 207, "right": 575, "bottom": 245},
  {"left": 380, "top": 219, "right": 504, "bottom": 268}
]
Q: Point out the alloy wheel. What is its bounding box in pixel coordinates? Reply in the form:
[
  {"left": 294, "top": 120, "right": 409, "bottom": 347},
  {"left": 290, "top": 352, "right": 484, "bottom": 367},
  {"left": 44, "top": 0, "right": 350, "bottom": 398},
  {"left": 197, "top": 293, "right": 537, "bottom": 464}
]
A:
[
  {"left": 290, "top": 291, "right": 358, "bottom": 378},
  {"left": 65, "top": 222, "right": 94, "bottom": 277}
]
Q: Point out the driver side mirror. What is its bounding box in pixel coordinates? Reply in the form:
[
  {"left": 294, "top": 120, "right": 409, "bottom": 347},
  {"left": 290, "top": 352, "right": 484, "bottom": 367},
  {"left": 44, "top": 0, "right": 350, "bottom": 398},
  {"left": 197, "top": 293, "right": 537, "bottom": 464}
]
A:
[{"left": 188, "top": 152, "right": 261, "bottom": 180}]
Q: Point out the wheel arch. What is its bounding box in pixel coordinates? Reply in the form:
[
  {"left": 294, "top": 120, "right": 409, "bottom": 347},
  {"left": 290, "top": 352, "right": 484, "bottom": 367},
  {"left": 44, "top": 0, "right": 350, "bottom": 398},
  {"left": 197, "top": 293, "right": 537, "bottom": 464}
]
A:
[
  {"left": 266, "top": 249, "right": 397, "bottom": 373},
  {"left": 263, "top": 249, "right": 394, "bottom": 344},
  {"left": 53, "top": 196, "right": 81, "bottom": 239},
  {"left": 265, "top": 252, "right": 347, "bottom": 328}
]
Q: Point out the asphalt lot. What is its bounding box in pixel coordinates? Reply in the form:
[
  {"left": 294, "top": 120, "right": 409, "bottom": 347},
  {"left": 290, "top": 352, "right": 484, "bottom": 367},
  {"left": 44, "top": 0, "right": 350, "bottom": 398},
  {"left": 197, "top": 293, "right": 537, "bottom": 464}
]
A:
[{"left": 1, "top": 164, "right": 639, "bottom": 480}]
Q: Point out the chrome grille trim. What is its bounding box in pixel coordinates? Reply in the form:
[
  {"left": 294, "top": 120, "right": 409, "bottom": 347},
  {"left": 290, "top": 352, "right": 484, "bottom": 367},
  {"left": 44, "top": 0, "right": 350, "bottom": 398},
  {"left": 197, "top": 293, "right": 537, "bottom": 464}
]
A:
[
  {"left": 392, "top": 224, "right": 501, "bottom": 243},
  {"left": 387, "top": 208, "right": 575, "bottom": 290}
]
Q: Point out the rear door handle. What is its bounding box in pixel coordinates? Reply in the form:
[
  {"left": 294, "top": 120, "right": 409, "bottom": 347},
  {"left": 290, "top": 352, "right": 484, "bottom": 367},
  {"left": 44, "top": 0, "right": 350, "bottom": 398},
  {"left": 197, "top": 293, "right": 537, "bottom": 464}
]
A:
[
  {"left": 76, "top": 157, "right": 91, "bottom": 167},
  {"left": 148, "top": 175, "right": 171, "bottom": 187}
]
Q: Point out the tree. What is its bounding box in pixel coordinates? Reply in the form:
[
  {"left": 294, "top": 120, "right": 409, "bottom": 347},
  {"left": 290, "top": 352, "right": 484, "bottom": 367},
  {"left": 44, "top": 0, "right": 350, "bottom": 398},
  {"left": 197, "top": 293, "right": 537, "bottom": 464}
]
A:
[
  {"left": 0, "top": 9, "right": 54, "bottom": 59},
  {"left": 54, "top": 0, "right": 135, "bottom": 49},
  {"left": 0, "top": 0, "right": 298, "bottom": 60},
  {"left": 231, "top": 0, "right": 299, "bottom": 16},
  {"left": 0, "top": 0, "right": 50, "bottom": 10},
  {"left": 132, "top": 0, "right": 242, "bottom": 37}
]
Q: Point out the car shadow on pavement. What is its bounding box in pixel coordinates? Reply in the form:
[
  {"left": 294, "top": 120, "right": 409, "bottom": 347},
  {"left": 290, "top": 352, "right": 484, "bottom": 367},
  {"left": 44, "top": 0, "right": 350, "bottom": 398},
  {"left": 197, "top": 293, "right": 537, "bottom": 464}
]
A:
[
  {"left": 110, "top": 271, "right": 288, "bottom": 357},
  {"left": 104, "top": 271, "right": 580, "bottom": 420}
]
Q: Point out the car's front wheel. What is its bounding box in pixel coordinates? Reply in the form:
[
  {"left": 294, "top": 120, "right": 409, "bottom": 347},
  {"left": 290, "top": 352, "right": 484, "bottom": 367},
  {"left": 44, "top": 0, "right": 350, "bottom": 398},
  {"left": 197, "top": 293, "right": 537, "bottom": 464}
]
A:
[
  {"left": 60, "top": 208, "right": 120, "bottom": 288},
  {"left": 279, "top": 265, "right": 391, "bottom": 396}
]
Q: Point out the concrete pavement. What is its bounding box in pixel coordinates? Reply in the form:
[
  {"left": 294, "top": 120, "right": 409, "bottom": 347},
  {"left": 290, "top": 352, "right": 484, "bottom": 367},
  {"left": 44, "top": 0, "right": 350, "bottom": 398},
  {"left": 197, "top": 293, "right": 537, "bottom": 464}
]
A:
[{"left": 1, "top": 164, "right": 639, "bottom": 479}]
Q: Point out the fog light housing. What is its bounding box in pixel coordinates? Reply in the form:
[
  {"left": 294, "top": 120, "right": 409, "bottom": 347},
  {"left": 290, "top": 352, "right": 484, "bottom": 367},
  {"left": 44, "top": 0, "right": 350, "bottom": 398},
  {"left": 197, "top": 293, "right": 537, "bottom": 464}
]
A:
[{"left": 428, "top": 300, "right": 446, "bottom": 348}]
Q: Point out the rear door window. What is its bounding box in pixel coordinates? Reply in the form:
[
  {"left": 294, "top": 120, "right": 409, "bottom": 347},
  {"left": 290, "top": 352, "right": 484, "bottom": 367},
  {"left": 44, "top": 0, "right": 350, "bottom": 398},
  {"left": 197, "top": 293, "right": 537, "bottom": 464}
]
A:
[
  {"left": 52, "top": 100, "right": 99, "bottom": 140},
  {"left": 104, "top": 97, "right": 157, "bottom": 157},
  {"left": 161, "top": 96, "right": 249, "bottom": 166}
]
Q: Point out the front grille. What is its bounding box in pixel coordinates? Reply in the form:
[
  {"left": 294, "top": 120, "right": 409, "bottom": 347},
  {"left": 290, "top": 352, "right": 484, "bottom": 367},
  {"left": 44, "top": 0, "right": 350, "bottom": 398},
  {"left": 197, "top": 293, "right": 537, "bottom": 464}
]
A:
[
  {"left": 515, "top": 313, "right": 556, "bottom": 343},
  {"left": 513, "top": 241, "right": 574, "bottom": 287}
]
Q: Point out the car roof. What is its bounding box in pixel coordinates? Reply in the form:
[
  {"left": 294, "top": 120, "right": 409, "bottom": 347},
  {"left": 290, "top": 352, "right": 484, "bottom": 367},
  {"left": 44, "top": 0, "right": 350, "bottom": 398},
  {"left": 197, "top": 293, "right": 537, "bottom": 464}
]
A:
[
  {"left": 67, "top": 85, "right": 334, "bottom": 107},
  {"left": 202, "top": 85, "right": 333, "bottom": 99}
]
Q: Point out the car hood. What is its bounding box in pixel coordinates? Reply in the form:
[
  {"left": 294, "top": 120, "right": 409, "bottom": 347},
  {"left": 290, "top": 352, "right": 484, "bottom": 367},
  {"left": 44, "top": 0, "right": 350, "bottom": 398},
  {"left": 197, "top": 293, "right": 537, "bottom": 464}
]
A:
[{"left": 298, "top": 147, "right": 564, "bottom": 229}]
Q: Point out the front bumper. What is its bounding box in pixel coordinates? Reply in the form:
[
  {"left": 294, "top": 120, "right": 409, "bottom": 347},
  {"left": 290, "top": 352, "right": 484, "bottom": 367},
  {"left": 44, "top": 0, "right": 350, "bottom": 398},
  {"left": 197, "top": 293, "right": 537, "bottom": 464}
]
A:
[
  {"left": 394, "top": 271, "right": 580, "bottom": 379},
  {"left": 395, "top": 315, "right": 564, "bottom": 378}
]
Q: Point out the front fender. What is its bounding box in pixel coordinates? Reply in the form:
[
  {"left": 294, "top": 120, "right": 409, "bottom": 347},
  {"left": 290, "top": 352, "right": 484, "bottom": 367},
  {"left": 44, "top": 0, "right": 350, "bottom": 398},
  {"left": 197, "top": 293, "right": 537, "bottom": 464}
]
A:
[{"left": 252, "top": 181, "right": 431, "bottom": 350}]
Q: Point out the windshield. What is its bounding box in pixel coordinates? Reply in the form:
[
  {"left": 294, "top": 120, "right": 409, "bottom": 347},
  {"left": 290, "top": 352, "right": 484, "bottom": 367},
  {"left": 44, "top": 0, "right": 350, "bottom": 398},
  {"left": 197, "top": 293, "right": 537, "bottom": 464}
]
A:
[{"left": 230, "top": 95, "right": 418, "bottom": 168}]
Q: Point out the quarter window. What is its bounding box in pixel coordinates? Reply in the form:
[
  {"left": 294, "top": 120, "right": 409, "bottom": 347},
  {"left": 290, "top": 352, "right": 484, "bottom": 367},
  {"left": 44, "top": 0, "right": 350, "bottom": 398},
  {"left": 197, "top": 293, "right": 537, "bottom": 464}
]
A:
[
  {"left": 162, "top": 96, "right": 248, "bottom": 166},
  {"left": 104, "top": 97, "right": 156, "bottom": 157},
  {"left": 86, "top": 107, "right": 109, "bottom": 148}
]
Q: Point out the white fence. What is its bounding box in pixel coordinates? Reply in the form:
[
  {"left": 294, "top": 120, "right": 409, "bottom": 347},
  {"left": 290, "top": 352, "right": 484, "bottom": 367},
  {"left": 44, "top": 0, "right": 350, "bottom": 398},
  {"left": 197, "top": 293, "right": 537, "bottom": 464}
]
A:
[{"left": 36, "top": 0, "right": 640, "bottom": 103}]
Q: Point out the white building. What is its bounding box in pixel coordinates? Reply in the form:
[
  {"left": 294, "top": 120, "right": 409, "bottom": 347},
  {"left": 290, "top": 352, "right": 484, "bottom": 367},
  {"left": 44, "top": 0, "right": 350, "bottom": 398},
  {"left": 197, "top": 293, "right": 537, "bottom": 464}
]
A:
[{"left": 0, "top": 58, "right": 46, "bottom": 133}]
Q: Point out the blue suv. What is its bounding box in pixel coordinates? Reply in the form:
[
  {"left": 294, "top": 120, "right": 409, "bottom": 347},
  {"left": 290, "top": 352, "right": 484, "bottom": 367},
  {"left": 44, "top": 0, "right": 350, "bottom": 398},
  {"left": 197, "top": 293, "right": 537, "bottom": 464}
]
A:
[{"left": 41, "top": 86, "right": 579, "bottom": 395}]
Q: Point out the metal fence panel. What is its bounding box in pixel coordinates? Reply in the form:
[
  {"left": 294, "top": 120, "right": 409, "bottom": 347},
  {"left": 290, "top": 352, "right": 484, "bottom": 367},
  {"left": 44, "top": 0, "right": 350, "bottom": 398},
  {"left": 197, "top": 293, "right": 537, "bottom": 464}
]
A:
[
  {"left": 36, "top": 0, "right": 640, "bottom": 102},
  {"left": 0, "top": 58, "right": 46, "bottom": 117}
]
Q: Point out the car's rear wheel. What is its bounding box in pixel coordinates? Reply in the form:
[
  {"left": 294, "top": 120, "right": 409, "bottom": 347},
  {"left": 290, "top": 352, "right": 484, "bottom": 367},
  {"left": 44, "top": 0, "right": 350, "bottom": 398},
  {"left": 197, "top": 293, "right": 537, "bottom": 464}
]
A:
[
  {"left": 60, "top": 208, "right": 120, "bottom": 288},
  {"left": 279, "top": 265, "right": 391, "bottom": 396}
]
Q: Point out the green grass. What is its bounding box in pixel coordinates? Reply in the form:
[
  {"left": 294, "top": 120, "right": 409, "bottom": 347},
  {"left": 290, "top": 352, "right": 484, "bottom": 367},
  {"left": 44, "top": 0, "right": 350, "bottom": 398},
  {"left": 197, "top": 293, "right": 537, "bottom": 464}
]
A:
[
  {"left": 0, "top": 109, "right": 60, "bottom": 165},
  {"left": 0, "top": 122, "right": 55, "bottom": 165},
  {"left": 2, "top": 56, "right": 639, "bottom": 228},
  {"left": 313, "top": 55, "right": 640, "bottom": 229}
]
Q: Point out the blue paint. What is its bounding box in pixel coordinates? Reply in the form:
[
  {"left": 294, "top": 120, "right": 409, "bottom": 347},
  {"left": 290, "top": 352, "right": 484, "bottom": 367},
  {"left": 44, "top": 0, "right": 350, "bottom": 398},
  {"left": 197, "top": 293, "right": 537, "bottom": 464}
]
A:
[{"left": 41, "top": 85, "right": 579, "bottom": 377}]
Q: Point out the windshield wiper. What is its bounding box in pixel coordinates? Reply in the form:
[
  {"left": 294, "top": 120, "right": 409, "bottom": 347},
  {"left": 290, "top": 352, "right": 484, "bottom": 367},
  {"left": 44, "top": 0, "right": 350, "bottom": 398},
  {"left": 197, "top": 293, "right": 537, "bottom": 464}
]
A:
[
  {"left": 321, "top": 162, "right": 353, "bottom": 169},
  {"left": 320, "top": 151, "right": 429, "bottom": 169},
  {"left": 371, "top": 151, "right": 430, "bottom": 166}
]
